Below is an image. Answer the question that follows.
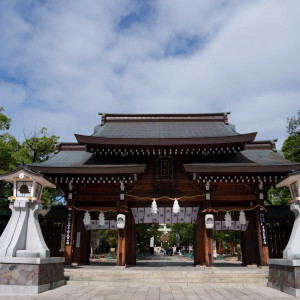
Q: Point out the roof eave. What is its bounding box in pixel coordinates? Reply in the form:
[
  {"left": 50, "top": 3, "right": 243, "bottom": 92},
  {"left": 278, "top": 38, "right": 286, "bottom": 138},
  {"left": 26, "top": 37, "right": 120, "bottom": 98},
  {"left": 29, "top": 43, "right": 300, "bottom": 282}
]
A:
[
  {"left": 30, "top": 165, "right": 147, "bottom": 175},
  {"left": 74, "top": 132, "right": 257, "bottom": 147},
  {"left": 184, "top": 164, "right": 300, "bottom": 174}
]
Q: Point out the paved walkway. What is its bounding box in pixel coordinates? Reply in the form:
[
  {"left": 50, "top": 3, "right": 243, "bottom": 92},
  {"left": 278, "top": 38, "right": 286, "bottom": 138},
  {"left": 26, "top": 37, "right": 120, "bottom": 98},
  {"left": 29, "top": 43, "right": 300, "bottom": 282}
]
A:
[
  {"left": 0, "top": 254, "right": 296, "bottom": 299},
  {"left": 0, "top": 285, "right": 295, "bottom": 300}
]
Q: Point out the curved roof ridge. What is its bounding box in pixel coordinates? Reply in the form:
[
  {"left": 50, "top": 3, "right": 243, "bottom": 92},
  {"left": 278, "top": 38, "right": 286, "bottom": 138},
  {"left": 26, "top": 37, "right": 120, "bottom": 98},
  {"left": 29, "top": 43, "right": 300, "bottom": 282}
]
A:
[{"left": 99, "top": 112, "right": 231, "bottom": 125}]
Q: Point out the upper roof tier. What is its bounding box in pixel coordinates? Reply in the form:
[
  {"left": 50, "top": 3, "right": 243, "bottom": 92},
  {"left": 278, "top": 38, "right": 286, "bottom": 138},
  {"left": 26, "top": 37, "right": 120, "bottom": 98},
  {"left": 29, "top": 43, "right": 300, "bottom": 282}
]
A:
[{"left": 75, "top": 113, "right": 257, "bottom": 148}]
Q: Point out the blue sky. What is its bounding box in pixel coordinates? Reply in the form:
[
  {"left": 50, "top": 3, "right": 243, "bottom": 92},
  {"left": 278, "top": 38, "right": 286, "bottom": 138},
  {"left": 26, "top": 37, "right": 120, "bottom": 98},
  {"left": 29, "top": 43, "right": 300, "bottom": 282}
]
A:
[{"left": 0, "top": 0, "right": 299, "bottom": 149}]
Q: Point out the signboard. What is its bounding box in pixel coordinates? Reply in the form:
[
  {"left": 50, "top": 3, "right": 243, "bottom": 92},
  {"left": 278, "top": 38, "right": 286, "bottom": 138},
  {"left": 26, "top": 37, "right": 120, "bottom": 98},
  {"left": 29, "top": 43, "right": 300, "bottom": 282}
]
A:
[
  {"left": 76, "top": 232, "right": 81, "bottom": 248},
  {"left": 65, "top": 212, "right": 72, "bottom": 246},
  {"left": 259, "top": 212, "right": 268, "bottom": 246}
]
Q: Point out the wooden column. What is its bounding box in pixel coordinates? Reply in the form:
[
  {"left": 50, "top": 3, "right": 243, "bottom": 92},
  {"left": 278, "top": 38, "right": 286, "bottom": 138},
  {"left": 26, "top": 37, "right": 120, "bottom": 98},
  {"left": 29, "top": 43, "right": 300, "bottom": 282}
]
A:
[
  {"left": 72, "top": 211, "right": 91, "bottom": 265},
  {"left": 194, "top": 211, "right": 214, "bottom": 267},
  {"left": 241, "top": 212, "right": 259, "bottom": 266},
  {"left": 205, "top": 226, "right": 214, "bottom": 267},
  {"left": 125, "top": 211, "right": 136, "bottom": 266},
  {"left": 117, "top": 228, "right": 126, "bottom": 266},
  {"left": 194, "top": 212, "right": 205, "bottom": 266},
  {"left": 117, "top": 212, "right": 135, "bottom": 266},
  {"left": 64, "top": 208, "right": 76, "bottom": 265},
  {"left": 256, "top": 210, "right": 269, "bottom": 266}
]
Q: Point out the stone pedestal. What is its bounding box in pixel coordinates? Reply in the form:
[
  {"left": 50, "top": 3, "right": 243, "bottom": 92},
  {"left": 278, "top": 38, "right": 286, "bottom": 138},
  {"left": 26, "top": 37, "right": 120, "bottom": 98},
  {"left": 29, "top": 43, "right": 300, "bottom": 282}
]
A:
[
  {"left": 268, "top": 259, "right": 300, "bottom": 297},
  {"left": 0, "top": 257, "right": 65, "bottom": 294}
]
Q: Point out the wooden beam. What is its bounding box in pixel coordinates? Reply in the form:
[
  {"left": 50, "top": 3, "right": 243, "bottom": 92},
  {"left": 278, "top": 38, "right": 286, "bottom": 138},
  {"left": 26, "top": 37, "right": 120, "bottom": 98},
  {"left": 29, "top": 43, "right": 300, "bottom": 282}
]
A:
[{"left": 212, "top": 195, "right": 256, "bottom": 201}]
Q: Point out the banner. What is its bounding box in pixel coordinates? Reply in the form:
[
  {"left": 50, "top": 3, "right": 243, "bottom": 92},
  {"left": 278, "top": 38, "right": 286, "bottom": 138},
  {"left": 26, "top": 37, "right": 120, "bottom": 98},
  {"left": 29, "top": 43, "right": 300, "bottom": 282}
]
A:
[
  {"left": 178, "top": 208, "right": 185, "bottom": 223},
  {"left": 158, "top": 207, "right": 165, "bottom": 224},
  {"left": 259, "top": 212, "right": 268, "bottom": 246},
  {"left": 192, "top": 207, "right": 199, "bottom": 223},
  {"left": 137, "top": 207, "right": 145, "bottom": 224},
  {"left": 132, "top": 208, "right": 138, "bottom": 224},
  {"left": 165, "top": 208, "right": 172, "bottom": 224},
  {"left": 185, "top": 207, "right": 192, "bottom": 223},
  {"left": 65, "top": 212, "right": 72, "bottom": 246},
  {"left": 144, "top": 207, "right": 153, "bottom": 223}
]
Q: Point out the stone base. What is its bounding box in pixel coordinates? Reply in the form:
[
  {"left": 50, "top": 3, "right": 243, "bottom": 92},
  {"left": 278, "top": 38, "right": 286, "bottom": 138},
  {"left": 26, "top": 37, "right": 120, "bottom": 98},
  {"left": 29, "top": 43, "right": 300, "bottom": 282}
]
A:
[
  {"left": 268, "top": 259, "right": 300, "bottom": 297},
  {"left": 0, "top": 257, "right": 65, "bottom": 294}
]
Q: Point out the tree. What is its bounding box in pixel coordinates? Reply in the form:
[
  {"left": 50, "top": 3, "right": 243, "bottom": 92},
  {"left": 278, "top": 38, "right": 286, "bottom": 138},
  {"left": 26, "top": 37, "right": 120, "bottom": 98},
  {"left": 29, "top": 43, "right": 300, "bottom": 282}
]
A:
[
  {"left": 168, "top": 223, "right": 194, "bottom": 251},
  {"left": 97, "top": 229, "right": 118, "bottom": 253},
  {"left": 136, "top": 224, "right": 161, "bottom": 253},
  {"left": 214, "top": 230, "right": 240, "bottom": 255},
  {"left": 282, "top": 110, "right": 300, "bottom": 162},
  {"left": 0, "top": 107, "right": 61, "bottom": 205},
  {"left": 267, "top": 110, "right": 300, "bottom": 205},
  {"left": 0, "top": 107, "right": 11, "bottom": 131},
  {"left": 267, "top": 186, "right": 291, "bottom": 206}
]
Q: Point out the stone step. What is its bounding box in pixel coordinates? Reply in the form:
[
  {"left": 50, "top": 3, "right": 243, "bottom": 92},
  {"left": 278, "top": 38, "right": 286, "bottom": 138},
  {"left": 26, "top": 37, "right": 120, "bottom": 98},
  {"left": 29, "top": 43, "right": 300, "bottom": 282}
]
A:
[
  {"left": 64, "top": 269, "right": 268, "bottom": 287},
  {"left": 65, "top": 280, "right": 268, "bottom": 288}
]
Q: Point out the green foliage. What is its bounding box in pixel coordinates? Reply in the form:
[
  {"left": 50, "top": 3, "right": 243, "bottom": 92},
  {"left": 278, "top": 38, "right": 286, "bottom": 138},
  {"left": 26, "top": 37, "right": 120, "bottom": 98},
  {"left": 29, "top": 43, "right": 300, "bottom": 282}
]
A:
[
  {"left": 136, "top": 224, "right": 162, "bottom": 253},
  {"left": 0, "top": 107, "right": 11, "bottom": 131},
  {"left": 168, "top": 223, "right": 194, "bottom": 250},
  {"left": 42, "top": 187, "right": 65, "bottom": 205},
  {"left": 282, "top": 109, "right": 300, "bottom": 163},
  {"left": 214, "top": 230, "right": 240, "bottom": 254},
  {"left": 267, "top": 110, "right": 300, "bottom": 206},
  {"left": 282, "top": 135, "right": 300, "bottom": 162},
  {"left": 97, "top": 229, "right": 118, "bottom": 253},
  {"left": 0, "top": 133, "right": 21, "bottom": 173},
  {"left": 0, "top": 107, "right": 61, "bottom": 205},
  {"left": 267, "top": 186, "right": 291, "bottom": 206},
  {"left": 21, "top": 127, "right": 59, "bottom": 163}
]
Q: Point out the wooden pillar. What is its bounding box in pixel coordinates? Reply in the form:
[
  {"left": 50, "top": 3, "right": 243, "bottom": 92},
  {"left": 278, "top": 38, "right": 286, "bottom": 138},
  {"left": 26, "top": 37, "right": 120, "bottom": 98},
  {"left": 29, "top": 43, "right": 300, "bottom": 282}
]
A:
[
  {"left": 194, "top": 212, "right": 205, "bottom": 266},
  {"left": 64, "top": 208, "right": 76, "bottom": 265},
  {"left": 117, "top": 211, "right": 135, "bottom": 266},
  {"left": 126, "top": 211, "right": 136, "bottom": 266},
  {"left": 205, "top": 226, "right": 214, "bottom": 267},
  {"left": 194, "top": 212, "right": 214, "bottom": 267},
  {"left": 256, "top": 210, "right": 269, "bottom": 266},
  {"left": 241, "top": 212, "right": 259, "bottom": 266},
  {"left": 117, "top": 228, "right": 126, "bottom": 266},
  {"left": 72, "top": 211, "right": 91, "bottom": 265}
]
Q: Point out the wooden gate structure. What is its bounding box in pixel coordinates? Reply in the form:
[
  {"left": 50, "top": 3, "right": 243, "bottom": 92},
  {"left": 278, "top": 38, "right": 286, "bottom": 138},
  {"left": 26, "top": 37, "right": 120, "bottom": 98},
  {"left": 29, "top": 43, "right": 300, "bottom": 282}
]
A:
[{"left": 28, "top": 113, "right": 300, "bottom": 267}]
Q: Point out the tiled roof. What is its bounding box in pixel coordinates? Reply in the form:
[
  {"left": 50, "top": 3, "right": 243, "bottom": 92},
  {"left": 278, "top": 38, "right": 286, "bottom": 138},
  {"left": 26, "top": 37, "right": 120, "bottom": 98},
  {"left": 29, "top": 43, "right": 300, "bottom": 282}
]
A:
[
  {"left": 29, "top": 150, "right": 146, "bottom": 174},
  {"left": 92, "top": 121, "right": 238, "bottom": 139}
]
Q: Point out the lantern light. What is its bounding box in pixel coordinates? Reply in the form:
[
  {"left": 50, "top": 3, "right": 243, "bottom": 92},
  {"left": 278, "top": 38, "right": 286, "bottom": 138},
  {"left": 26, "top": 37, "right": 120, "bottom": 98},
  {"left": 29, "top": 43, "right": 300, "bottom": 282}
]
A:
[
  {"left": 205, "top": 182, "right": 210, "bottom": 190},
  {"left": 151, "top": 199, "right": 158, "bottom": 214},
  {"left": 98, "top": 212, "right": 105, "bottom": 226},
  {"left": 117, "top": 214, "right": 126, "bottom": 229},
  {"left": 239, "top": 210, "right": 246, "bottom": 225},
  {"left": 83, "top": 211, "right": 91, "bottom": 226},
  {"left": 120, "top": 182, "right": 125, "bottom": 191},
  {"left": 206, "top": 193, "right": 210, "bottom": 200},
  {"left": 224, "top": 212, "right": 232, "bottom": 228},
  {"left": 173, "top": 199, "right": 180, "bottom": 214}
]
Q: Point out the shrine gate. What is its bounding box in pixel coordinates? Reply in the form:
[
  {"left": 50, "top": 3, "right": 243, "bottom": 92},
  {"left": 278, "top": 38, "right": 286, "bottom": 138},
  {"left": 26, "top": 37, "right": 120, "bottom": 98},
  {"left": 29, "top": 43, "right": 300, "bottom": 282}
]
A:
[{"left": 29, "top": 113, "right": 300, "bottom": 267}]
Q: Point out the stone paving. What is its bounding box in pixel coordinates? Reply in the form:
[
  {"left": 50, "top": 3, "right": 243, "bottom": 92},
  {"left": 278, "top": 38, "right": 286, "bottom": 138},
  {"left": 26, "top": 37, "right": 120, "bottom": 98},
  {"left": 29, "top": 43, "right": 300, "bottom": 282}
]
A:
[{"left": 0, "top": 254, "right": 296, "bottom": 299}]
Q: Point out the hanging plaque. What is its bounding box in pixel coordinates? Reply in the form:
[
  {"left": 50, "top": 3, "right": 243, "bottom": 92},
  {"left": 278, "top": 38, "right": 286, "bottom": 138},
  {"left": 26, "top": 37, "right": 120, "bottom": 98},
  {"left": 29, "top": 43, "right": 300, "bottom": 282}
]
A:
[
  {"left": 259, "top": 212, "right": 268, "bottom": 246},
  {"left": 65, "top": 212, "right": 72, "bottom": 246}
]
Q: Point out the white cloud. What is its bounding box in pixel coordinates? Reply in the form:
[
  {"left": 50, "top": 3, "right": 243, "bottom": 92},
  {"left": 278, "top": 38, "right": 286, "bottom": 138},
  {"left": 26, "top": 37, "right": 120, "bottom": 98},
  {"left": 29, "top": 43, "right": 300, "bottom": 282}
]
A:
[{"left": 0, "top": 0, "right": 299, "bottom": 151}]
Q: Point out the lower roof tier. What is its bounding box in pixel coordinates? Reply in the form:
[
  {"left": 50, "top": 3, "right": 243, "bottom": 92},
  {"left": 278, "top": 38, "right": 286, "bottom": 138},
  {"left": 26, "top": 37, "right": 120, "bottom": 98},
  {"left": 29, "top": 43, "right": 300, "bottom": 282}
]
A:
[{"left": 30, "top": 141, "right": 300, "bottom": 176}]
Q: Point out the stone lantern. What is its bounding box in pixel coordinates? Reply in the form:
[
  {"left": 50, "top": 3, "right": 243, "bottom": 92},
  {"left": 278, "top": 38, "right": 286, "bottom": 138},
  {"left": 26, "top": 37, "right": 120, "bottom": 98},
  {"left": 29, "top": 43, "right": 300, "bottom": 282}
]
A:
[
  {"left": 268, "top": 169, "right": 300, "bottom": 297},
  {"left": 0, "top": 164, "right": 65, "bottom": 294}
]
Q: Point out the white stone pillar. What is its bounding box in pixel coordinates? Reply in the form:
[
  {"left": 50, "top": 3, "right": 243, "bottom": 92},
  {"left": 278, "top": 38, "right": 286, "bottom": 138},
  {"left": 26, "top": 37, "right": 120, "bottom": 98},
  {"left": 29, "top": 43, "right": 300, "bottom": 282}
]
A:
[
  {"left": 0, "top": 201, "right": 50, "bottom": 258},
  {"left": 283, "top": 203, "right": 300, "bottom": 259}
]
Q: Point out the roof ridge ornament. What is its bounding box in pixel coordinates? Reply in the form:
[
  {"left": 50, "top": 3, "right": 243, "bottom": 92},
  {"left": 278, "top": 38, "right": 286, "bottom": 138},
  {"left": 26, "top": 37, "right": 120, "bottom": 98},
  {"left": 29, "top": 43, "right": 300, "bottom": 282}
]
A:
[{"left": 98, "top": 112, "right": 232, "bottom": 124}]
